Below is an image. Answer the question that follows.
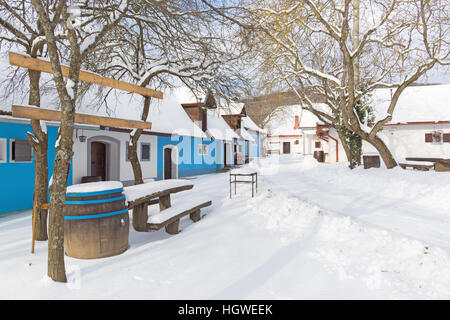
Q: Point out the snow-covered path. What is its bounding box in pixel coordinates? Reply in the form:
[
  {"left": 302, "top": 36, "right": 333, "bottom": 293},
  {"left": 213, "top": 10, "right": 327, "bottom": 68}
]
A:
[
  {"left": 1, "top": 155, "right": 450, "bottom": 299},
  {"left": 261, "top": 156, "right": 450, "bottom": 250}
]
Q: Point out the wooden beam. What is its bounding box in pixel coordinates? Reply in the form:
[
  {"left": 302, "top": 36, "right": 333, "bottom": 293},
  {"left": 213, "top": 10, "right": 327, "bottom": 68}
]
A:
[
  {"left": 12, "top": 105, "right": 152, "bottom": 130},
  {"left": 9, "top": 52, "right": 163, "bottom": 99}
]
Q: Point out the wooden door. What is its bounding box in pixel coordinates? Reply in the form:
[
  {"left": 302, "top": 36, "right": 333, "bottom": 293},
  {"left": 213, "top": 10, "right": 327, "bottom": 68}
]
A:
[
  {"left": 91, "top": 141, "right": 106, "bottom": 180},
  {"left": 164, "top": 148, "right": 172, "bottom": 179},
  {"left": 283, "top": 142, "right": 291, "bottom": 154}
]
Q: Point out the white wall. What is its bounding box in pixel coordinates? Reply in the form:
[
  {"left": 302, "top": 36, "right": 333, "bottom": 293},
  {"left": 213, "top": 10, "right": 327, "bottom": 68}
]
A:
[
  {"left": 362, "top": 123, "right": 450, "bottom": 160},
  {"left": 72, "top": 128, "right": 158, "bottom": 185},
  {"left": 327, "top": 128, "right": 348, "bottom": 163},
  {"left": 267, "top": 136, "right": 303, "bottom": 154}
]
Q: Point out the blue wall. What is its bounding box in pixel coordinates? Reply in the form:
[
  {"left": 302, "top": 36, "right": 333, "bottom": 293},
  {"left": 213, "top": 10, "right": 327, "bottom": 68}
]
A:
[
  {"left": 248, "top": 130, "right": 260, "bottom": 158},
  {"left": 0, "top": 122, "right": 73, "bottom": 215},
  {"left": 156, "top": 135, "right": 223, "bottom": 180}
]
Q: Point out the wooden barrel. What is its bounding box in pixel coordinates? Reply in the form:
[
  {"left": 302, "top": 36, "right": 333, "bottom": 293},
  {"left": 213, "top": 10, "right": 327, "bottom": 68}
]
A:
[
  {"left": 314, "top": 151, "right": 325, "bottom": 163},
  {"left": 64, "top": 181, "right": 129, "bottom": 259}
]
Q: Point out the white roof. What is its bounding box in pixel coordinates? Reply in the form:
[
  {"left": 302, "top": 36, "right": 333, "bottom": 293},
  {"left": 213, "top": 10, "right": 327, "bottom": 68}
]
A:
[
  {"left": 217, "top": 98, "right": 245, "bottom": 115},
  {"left": 237, "top": 128, "right": 255, "bottom": 142},
  {"left": 242, "top": 116, "right": 266, "bottom": 133},
  {"left": 172, "top": 86, "right": 206, "bottom": 104},
  {"left": 371, "top": 84, "right": 450, "bottom": 124},
  {"left": 206, "top": 109, "right": 239, "bottom": 141},
  {"left": 265, "top": 105, "right": 320, "bottom": 136},
  {"left": 1, "top": 80, "right": 206, "bottom": 138}
]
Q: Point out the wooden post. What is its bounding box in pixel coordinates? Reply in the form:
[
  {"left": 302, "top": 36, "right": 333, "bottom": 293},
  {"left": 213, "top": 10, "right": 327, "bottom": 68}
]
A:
[
  {"left": 132, "top": 204, "right": 149, "bottom": 232},
  {"left": 12, "top": 105, "right": 152, "bottom": 130},
  {"left": 229, "top": 174, "right": 232, "bottom": 199},
  {"left": 9, "top": 52, "right": 163, "bottom": 99},
  {"left": 159, "top": 195, "right": 171, "bottom": 211},
  {"left": 31, "top": 205, "right": 37, "bottom": 253},
  {"left": 252, "top": 174, "right": 254, "bottom": 198},
  {"left": 190, "top": 210, "right": 201, "bottom": 222},
  {"left": 31, "top": 203, "right": 50, "bottom": 253},
  {"left": 165, "top": 219, "right": 180, "bottom": 235}
]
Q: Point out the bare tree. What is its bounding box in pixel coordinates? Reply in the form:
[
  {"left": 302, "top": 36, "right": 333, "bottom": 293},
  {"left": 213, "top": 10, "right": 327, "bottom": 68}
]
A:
[
  {"left": 31, "top": 0, "right": 128, "bottom": 282},
  {"left": 0, "top": 0, "right": 66, "bottom": 240},
  {"left": 246, "top": 0, "right": 450, "bottom": 168},
  {"left": 92, "top": 0, "right": 252, "bottom": 185}
]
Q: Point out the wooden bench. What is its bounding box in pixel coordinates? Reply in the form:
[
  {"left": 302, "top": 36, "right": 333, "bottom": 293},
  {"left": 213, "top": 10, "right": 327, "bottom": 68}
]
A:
[
  {"left": 124, "top": 180, "right": 212, "bottom": 234},
  {"left": 147, "top": 198, "right": 212, "bottom": 234},
  {"left": 399, "top": 161, "right": 435, "bottom": 171}
]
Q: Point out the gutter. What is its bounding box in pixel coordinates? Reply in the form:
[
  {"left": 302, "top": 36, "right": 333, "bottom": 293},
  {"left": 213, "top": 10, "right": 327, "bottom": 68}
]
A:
[
  {"left": 384, "top": 121, "right": 450, "bottom": 127},
  {"left": 317, "top": 125, "right": 339, "bottom": 162}
]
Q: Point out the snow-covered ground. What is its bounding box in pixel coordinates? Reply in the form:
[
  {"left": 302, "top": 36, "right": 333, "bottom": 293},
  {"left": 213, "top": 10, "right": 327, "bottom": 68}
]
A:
[{"left": 1, "top": 155, "right": 450, "bottom": 299}]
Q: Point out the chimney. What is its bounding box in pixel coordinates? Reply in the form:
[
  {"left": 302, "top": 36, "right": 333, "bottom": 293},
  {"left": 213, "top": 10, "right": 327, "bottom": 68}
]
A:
[{"left": 294, "top": 115, "right": 300, "bottom": 129}]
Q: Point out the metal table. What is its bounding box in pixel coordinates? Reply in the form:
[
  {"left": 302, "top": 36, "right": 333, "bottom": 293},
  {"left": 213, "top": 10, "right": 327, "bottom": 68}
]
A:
[{"left": 229, "top": 169, "right": 258, "bottom": 198}]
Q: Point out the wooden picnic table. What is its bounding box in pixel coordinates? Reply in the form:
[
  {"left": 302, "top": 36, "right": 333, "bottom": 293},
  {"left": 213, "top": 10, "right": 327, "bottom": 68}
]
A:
[
  {"left": 124, "top": 179, "right": 211, "bottom": 233},
  {"left": 399, "top": 162, "right": 435, "bottom": 171},
  {"left": 229, "top": 169, "right": 258, "bottom": 199},
  {"left": 400, "top": 157, "right": 450, "bottom": 172}
]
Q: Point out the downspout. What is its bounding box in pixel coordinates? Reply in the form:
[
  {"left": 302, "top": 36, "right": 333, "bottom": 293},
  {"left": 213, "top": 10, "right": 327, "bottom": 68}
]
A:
[{"left": 317, "top": 126, "right": 339, "bottom": 162}]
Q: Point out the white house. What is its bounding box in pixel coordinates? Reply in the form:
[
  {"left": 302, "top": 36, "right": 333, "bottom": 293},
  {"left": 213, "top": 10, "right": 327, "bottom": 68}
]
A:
[
  {"left": 264, "top": 84, "right": 450, "bottom": 164},
  {"left": 361, "top": 84, "right": 450, "bottom": 160},
  {"left": 265, "top": 105, "right": 335, "bottom": 159}
]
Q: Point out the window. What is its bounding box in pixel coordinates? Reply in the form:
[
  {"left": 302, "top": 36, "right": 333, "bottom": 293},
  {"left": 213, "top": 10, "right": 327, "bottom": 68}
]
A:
[
  {"left": 10, "top": 139, "right": 32, "bottom": 162},
  {"left": 315, "top": 141, "right": 321, "bottom": 148},
  {"left": 141, "top": 143, "right": 151, "bottom": 161},
  {"left": 198, "top": 144, "right": 208, "bottom": 155},
  {"left": 425, "top": 131, "right": 443, "bottom": 144},
  {"left": 294, "top": 140, "right": 299, "bottom": 145},
  {"left": 238, "top": 145, "right": 243, "bottom": 153},
  {"left": 0, "top": 138, "right": 6, "bottom": 163}
]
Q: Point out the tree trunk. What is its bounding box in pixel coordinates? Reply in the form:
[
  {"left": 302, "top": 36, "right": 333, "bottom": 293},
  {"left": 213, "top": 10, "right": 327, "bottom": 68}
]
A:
[
  {"left": 336, "top": 129, "right": 352, "bottom": 163},
  {"left": 47, "top": 108, "right": 74, "bottom": 283},
  {"left": 363, "top": 134, "right": 398, "bottom": 169},
  {"left": 128, "top": 129, "right": 144, "bottom": 185},
  {"left": 352, "top": 0, "right": 360, "bottom": 88},
  {"left": 27, "top": 70, "right": 49, "bottom": 241},
  {"left": 129, "top": 97, "right": 151, "bottom": 185}
]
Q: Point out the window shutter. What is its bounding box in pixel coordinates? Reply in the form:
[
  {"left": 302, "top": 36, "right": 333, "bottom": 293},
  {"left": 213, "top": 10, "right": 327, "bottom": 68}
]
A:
[
  {"left": 444, "top": 133, "right": 450, "bottom": 143},
  {"left": 425, "top": 133, "right": 432, "bottom": 143}
]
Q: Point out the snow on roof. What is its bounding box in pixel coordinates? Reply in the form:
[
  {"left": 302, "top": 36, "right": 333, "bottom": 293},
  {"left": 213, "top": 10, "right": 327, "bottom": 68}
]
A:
[
  {"left": 242, "top": 116, "right": 266, "bottom": 133},
  {"left": 237, "top": 128, "right": 255, "bottom": 142},
  {"left": 217, "top": 98, "right": 245, "bottom": 115},
  {"left": 371, "top": 84, "right": 450, "bottom": 124},
  {"left": 265, "top": 105, "right": 321, "bottom": 136},
  {"left": 172, "top": 86, "right": 206, "bottom": 104},
  {"left": 206, "top": 109, "right": 239, "bottom": 141},
  {"left": 0, "top": 82, "right": 206, "bottom": 138}
]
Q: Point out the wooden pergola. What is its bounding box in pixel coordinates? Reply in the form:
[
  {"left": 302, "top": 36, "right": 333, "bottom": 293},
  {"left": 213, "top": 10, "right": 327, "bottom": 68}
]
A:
[{"left": 9, "top": 52, "right": 163, "bottom": 129}]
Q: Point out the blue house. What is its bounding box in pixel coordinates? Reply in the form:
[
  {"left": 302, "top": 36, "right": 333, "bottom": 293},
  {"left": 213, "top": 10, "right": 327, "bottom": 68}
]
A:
[
  {"left": 0, "top": 88, "right": 263, "bottom": 216},
  {"left": 218, "top": 100, "right": 265, "bottom": 164}
]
